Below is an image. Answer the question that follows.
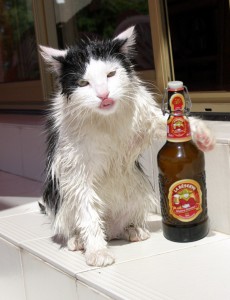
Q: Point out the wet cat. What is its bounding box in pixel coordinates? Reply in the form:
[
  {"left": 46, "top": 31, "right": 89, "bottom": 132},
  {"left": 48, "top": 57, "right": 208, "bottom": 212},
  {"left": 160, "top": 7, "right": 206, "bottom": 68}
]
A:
[{"left": 40, "top": 27, "right": 215, "bottom": 266}]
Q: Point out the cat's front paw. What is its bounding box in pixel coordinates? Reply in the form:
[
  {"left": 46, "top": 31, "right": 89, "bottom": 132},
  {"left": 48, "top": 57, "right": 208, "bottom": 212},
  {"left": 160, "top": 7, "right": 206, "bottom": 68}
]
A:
[
  {"left": 85, "top": 249, "right": 115, "bottom": 267},
  {"left": 194, "top": 130, "right": 215, "bottom": 152},
  {"left": 195, "top": 133, "right": 215, "bottom": 152},
  {"left": 192, "top": 121, "right": 215, "bottom": 152}
]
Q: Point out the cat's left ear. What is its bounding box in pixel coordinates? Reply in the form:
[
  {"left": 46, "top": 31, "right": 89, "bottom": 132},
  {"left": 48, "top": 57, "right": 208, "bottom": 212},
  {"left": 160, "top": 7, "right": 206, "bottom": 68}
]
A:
[{"left": 113, "top": 26, "right": 136, "bottom": 54}]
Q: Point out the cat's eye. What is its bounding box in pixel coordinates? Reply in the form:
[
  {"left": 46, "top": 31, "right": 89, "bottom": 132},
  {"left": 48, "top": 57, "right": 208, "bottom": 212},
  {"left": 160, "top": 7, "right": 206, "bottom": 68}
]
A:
[
  {"left": 77, "top": 79, "right": 89, "bottom": 87},
  {"left": 107, "top": 71, "right": 116, "bottom": 78}
]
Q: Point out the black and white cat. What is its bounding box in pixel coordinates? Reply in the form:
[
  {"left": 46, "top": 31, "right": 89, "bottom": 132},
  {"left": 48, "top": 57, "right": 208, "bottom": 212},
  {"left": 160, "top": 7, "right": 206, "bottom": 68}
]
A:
[{"left": 40, "top": 27, "right": 215, "bottom": 267}]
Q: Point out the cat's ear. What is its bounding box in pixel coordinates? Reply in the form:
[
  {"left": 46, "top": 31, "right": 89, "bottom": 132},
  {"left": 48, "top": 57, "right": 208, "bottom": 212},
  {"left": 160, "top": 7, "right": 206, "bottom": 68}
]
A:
[
  {"left": 39, "top": 45, "right": 68, "bottom": 74},
  {"left": 113, "top": 26, "right": 136, "bottom": 54}
]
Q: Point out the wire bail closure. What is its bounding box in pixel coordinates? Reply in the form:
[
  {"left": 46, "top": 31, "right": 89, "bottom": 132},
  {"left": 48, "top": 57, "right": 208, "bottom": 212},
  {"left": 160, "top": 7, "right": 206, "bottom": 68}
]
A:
[{"left": 162, "top": 85, "right": 192, "bottom": 116}]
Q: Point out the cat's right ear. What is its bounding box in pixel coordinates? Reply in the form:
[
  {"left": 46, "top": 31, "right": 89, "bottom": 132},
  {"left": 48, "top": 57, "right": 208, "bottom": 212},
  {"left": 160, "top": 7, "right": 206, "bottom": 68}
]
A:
[{"left": 39, "top": 45, "right": 68, "bottom": 74}]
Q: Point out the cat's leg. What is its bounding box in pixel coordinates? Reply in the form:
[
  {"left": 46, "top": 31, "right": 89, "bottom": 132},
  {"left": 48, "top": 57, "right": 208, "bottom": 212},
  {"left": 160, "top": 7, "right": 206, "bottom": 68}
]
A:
[
  {"left": 67, "top": 225, "right": 115, "bottom": 267},
  {"left": 152, "top": 111, "right": 215, "bottom": 152},
  {"left": 67, "top": 217, "right": 115, "bottom": 266},
  {"left": 72, "top": 187, "right": 114, "bottom": 267},
  {"left": 54, "top": 150, "right": 116, "bottom": 267},
  {"left": 55, "top": 182, "right": 115, "bottom": 266}
]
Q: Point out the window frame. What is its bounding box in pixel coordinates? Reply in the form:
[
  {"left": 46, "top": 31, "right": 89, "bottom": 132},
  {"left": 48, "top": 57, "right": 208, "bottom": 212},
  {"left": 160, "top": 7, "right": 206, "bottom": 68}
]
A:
[{"left": 153, "top": 0, "right": 230, "bottom": 112}]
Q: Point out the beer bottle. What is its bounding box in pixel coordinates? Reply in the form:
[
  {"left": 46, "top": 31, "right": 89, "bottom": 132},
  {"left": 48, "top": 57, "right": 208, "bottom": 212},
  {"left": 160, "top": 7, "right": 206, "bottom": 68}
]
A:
[{"left": 157, "top": 81, "right": 209, "bottom": 242}]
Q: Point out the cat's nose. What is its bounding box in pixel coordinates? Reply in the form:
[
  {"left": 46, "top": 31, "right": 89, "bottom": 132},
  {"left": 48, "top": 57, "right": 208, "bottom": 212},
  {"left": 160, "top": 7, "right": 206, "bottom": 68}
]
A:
[{"left": 98, "top": 92, "right": 109, "bottom": 100}]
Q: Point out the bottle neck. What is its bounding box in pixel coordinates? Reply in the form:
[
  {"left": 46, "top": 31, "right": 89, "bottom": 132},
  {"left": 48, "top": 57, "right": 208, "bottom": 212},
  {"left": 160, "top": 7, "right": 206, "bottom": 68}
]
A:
[
  {"left": 167, "top": 112, "right": 192, "bottom": 143},
  {"left": 166, "top": 87, "right": 192, "bottom": 142},
  {"left": 168, "top": 89, "right": 185, "bottom": 112}
]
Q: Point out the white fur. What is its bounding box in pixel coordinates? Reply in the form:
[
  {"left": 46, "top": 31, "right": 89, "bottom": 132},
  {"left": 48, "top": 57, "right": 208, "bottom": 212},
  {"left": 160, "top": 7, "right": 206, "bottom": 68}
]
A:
[
  {"left": 39, "top": 45, "right": 68, "bottom": 74},
  {"left": 114, "top": 26, "right": 136, "bottom": 54},
  {"left": 48, "top": 71, "right": 161, "bottom": 266},
  {"left": 41, "top": 28, "right": 215, "bottom": 267},
  {"left": 73, "top": 58, "right": 125, "bottom": 115}
]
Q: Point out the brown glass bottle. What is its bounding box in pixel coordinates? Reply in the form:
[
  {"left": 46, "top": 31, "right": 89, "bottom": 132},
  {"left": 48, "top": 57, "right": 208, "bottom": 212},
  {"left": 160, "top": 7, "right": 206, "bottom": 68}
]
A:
[{"left": 157, "top": 81, "right": 209, "bottom": 242}]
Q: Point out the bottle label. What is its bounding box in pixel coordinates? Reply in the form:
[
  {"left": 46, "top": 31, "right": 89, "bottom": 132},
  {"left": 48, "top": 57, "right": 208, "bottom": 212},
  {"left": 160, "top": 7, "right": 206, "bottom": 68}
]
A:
[
  {"left": 167, "top": 115, "right": 192, "bottom": 142},
  {"left": 169, "top": 93, "right": 185, "bottom": 111},
  {"left": 168, "top": 179, "right": 203, "bottom": 222}
]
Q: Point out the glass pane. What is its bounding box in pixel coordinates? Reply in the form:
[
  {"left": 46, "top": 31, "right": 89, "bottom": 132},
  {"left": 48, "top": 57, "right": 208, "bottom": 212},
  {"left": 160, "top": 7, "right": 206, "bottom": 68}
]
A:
[
  {"left": 0, "top": 0, "right": 40, "bottom": 83},
  {"left": 167, "top": 0, "right": 230, "bottom": 91},
  {"left": 54, "top": 0, "right": 154, "bottom": 72}
]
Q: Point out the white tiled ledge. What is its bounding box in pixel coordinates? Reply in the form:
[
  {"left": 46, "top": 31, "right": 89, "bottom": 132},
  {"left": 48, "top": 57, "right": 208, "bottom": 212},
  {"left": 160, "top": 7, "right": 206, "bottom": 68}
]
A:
[{"left": 1, "top": 201, "right": 230, "bottom": 300}]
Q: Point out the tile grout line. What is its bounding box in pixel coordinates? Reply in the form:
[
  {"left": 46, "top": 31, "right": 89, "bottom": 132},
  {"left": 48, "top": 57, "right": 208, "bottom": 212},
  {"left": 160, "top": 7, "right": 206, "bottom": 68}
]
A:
[{"left": 75, "top": 233, "right": 230, "bottom": 278}]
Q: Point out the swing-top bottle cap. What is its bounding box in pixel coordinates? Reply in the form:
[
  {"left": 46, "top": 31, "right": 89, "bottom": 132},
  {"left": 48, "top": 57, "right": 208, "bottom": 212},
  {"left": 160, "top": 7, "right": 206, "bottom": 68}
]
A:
[
  {"left": 168, "top": 81, "right": 184, "bottom": 91},
  {"left": 162, "top": 81, "right": 192, "bottom": 115}
]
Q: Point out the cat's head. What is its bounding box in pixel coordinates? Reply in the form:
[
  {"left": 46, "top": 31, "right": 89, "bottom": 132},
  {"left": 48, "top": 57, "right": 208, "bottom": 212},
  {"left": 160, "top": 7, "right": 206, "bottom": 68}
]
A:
[{"left": 40, "top": 27, "right": 136, "bottom": 115}]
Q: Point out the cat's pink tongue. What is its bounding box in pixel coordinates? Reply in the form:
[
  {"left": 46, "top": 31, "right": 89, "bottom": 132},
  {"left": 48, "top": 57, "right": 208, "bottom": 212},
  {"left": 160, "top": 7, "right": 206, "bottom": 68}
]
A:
[{"left": 100, "top": 98, "right": 114, "bottom": 109}]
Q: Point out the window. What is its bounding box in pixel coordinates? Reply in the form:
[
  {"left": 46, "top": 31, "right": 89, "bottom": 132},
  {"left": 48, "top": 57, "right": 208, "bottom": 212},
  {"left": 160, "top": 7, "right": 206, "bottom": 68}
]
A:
[
  {"left": 1, "top": 0, "right": 229, "bottom": 112},
  {"left": 165, "top": 0, "right": 230, "bottom": 112},
  {"left": 0, "top": 0, "right": 43, "bottom": 109}
]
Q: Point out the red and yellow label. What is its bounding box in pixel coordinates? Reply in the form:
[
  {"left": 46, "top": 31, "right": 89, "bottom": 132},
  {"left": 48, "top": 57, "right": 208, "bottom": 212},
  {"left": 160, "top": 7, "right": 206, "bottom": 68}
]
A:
[
  {"left": 167, "top": 116, "right": 192, "bottom": 142},
  {"left": 168, "top": 179, "right": 202, "bottom": 222},
  {"left": 169, "top": 93, "right": 185, "bottom": 111}
]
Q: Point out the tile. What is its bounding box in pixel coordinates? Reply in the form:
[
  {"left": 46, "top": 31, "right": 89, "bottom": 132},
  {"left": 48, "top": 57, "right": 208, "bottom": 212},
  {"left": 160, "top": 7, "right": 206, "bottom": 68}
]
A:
[
  {"left": 108, "top": 215, "right": 228, "bottom": 265},
  {"left": 22, "top": 251, "right": 78, "bottom": 300},
  {"left": 78, "top": 238, "right": 230, "bottom": 300},
  {"left": 21, "top": 237, "right": 95, "bottom": 276},
  {"left": 205, "top": 120, "right": 230, "bottom": 141},
  {"left": 77, "top": 282, "right": 112, "bottom": 300},
  {"left": 205, "top": 143, "right": 230, "bottom": 234},
  {"left": 20, "top": 215, "right": 228, "bottom": 278},
  {"left": 0, "top": 171, "right": 42, "bottom": 198},
  {"left": 0, "top": 210, "right": 52, "bottom": 245},
  {"left": 0, "top": 119, "right": 46, "bottom": 182},
  {"left": 0, "top": 124, "right": 23, "bottom": 175},
  {"left": 21, "top": 126, "right": 46, "bottom": 181},
  {"left": 0, "top": 200, "right": 39, "bottom": 217},
  {"left": 0, "top": 237, "right": 26, "bottom": 300}
]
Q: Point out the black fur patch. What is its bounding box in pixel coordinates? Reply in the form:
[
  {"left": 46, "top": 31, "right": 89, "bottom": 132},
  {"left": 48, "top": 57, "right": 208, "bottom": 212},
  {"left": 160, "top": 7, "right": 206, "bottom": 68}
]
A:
[
  {"left": 42, "top": 115, "right": 61, "bottom": 215},
  {"left": 135, "top": 159, "right": 144, "bottom": 173},
  {"left": 135, "top": 158, "right": 154, "bottom": 191},
  {"left": 54, "top": 37, "right": 134, "bottom": 97}
]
